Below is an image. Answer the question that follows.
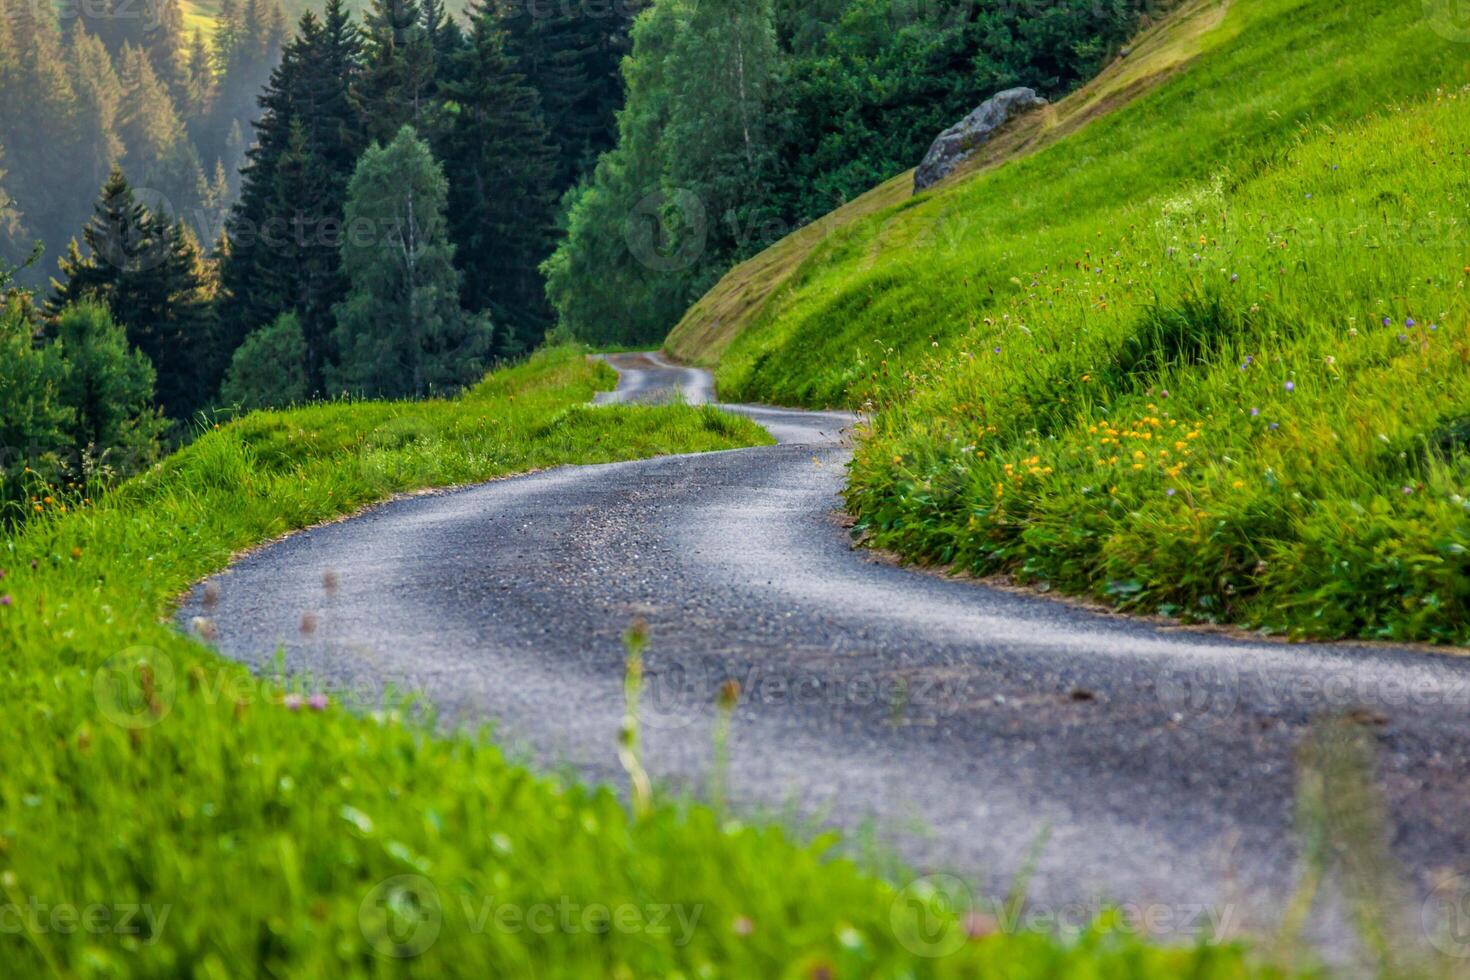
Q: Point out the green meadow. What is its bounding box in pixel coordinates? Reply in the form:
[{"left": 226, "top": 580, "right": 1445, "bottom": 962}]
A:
[{"left": 700, "top": 0, "right": 1470, "bottom": 642}]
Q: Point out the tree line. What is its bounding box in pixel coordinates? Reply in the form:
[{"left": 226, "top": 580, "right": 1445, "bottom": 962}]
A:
[
  {"left": 548, "top": 0, "right": 1149, "bottom": 346},
  {"left": 2, "top": 0, "right": 639, "bottom": 516}
]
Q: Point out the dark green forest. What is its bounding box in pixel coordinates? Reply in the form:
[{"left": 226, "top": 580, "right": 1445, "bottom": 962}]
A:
[{"left": 1, "top": 0, "right": 1142, "bottom": 516}]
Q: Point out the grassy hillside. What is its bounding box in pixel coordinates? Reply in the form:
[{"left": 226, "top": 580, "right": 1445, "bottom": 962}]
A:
[
  {"left": 0, "top": 349, "right": 1264, "bottom": 975},
  {"left": 671, "top": 0, "right": 1470, "bottom": 644}
]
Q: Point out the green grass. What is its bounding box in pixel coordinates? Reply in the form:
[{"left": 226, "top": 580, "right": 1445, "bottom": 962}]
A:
[
  {"left": 0, "top": 348, "right": 1268, "bottom": 975},
  {"left": 690, "top": 0, "right": 1470, "bottom": 643}
]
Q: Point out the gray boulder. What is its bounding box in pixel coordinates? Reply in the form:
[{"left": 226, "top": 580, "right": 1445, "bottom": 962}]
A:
[{"left": 913, "top": 87, "right": 1048, "bottom": 192}]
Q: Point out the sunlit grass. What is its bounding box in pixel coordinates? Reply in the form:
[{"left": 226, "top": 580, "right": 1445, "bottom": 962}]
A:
[
  {"left": 699, "top": 0, "right": 1470, "bottom": 643},
  {"left": 0, "top": 348, "right": 1271, "bottom": 974}
]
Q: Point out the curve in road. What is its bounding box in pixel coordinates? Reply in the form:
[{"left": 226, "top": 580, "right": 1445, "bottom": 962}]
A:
[{"left": 180, "top": 353, "right": 1470, "bottom": 947}]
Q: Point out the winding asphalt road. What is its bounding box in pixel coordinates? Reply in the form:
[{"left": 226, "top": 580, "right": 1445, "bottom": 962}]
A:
[{"left": 181, "top": 354, "right": 1470, "bottom": 950}]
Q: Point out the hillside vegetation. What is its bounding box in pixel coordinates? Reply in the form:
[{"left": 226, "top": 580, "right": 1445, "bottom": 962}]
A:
[{"left": 672, "top": 0, "right": 1470, "bottom": 643}]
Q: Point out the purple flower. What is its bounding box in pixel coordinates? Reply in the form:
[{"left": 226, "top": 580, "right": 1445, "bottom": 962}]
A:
[
  {"left": 1284, "top": 381, "right": 1295, "bottom": 392},
  {"left": 1430, "top": 323, "right": 1439, "bottom": 332},
  {"left": 1166, "top": 488, "right": 1177, "bottom": 497},
  {"left": 1382, "top": 317, "right": 1392, "bottom": 327},
  {"left": 308, "top": 693, "right": 329, "bottom": 712},
  {"left": 1269, "top": 422, "right": 1280, "bottom": 431},
  {"left": 1250, "top": 407, "right": 1260, "bottom": 417},
  {"left": 1230, "top": 273, "right": 1239, "bottom": 283},
  {"left": 0, "top": 595, "right": 11, "bottom": 608},
  {"left": 993, "top": 346, "right": 1001, "bottom": 354},
  {"left": 1401, "top": 486, "right": 1415, "bottom": 495},
  {"left": 1160, "top": 389, "right": 1169, "bottom": 398},
  {"left": 283, "top": 694, "right": 304, "bottom": 711},
  {"left": 1406, "top": 317, "right": 1416, "bottom": 328},
  {"left": 1398, "top": 334, "right": 1408, "bottom": 343}
]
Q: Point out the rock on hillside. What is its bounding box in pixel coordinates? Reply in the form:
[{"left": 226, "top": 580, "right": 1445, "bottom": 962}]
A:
[{"left": 914, "top": 88, "right": 1048, "bottom": 192}]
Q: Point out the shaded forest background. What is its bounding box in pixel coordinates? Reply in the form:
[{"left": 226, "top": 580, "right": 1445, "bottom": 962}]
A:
[{"left": 0, "top": 0, "right": 1144, "bottom": 515}]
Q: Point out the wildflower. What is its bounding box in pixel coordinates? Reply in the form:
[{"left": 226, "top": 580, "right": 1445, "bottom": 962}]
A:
[
  {"left": 1230, "top": 274, "right": 1239, "bottom": 283},
  {"left": 1250, "top": 407, "right": 1260, "bottom": 417},
  {"left": 993, "top": 346, "right": 1002, "bottom": 354},
  {"left": 1406, "top": 317, "right": 1417, "bottom": 328},
  {"left": 1269, "top": 422, "right": 1280, "bottom": 431},
  {"left": 0, "top": 595, "right": 10, "bottom": 607},
  {"left": 732, "top": 916, "right": 755, "bottom": 937},
  {"left": 1239, "top": 357, "right": 1252, "bottom": 371},
  {"left": 1166, "top": 488, "right": 1176, "bottom": 497},
  {"left": 1232, "top": 480, "right": 1245, "bottom": 489},
  {"left": 1402, "top": 486, "right": 1415, "bottom": 495},
  {"left": 1348, "top": 328, "right": 1358, "bottom": 337},
  {"left": 308, "top": 693, "right": 329, "bottom": 712},
  {"left": 283, "top": 694, "right": 304, "bottom": 711},
  {"left": 1284, "top": 381, "right": 1295, "bottom": 392},
  {"left": 1382, "top": 316, "right": 1392, "bottom": 327}
]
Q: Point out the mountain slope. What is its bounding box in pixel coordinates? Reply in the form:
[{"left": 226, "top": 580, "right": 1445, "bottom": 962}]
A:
[{"left": 664, "top": 0, "right": 1470, "bottom": 643}]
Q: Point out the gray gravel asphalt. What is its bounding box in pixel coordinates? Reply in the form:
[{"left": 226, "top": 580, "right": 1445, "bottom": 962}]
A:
[{"left": 179, "top": 353, "right": 1470, "bottom": 952}]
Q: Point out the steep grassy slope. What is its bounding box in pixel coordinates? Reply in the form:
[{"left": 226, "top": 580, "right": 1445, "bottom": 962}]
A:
[
  {"left": 671, "top": 0, "right": 1470, "bottom": 642},
  {"left": 663, "top": 0, "right": 1232, "bottom": 366}
]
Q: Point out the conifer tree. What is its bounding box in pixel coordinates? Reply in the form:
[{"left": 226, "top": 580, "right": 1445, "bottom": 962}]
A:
[
  {"left": 358, "top": 0, "right": 437, "bottom": 143},
  {"left": 329, "top": 126, "right": 494, "bottom": 399},
  {"left": 48, "top": 169, "right": 218, "bottom": 418},
  {"left": 218, "top": 1, "right": 364, "bottom": 388},
  {"left": 117, "top": 43, "right": 185, "bottom": 171},
  {"left": 439, "top": 12, "right": 557, "bottom": 351},
  {"left": 68, "top": 23, "right": 126, "bottom": 203},
  {"left": 48, "top": 302, "right": 167, "bottom": 472}
]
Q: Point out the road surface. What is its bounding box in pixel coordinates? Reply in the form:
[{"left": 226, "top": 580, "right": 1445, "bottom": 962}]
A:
[{"left": 180, "top": 353, "right": 1470, "bottom": 950}]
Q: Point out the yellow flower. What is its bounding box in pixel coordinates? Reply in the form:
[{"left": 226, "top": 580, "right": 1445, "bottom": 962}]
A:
[{"left": 1232, "top": 480, "right": 1245, "bottom": 489}]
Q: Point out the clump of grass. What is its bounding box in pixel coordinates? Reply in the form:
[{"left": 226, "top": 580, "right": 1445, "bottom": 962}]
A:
[
  {"left": 701, "top": 0, "right": 1470, "bottom": 643},
  {"left": 0, "top": 348, "right": 1263, "bottom": 974}
]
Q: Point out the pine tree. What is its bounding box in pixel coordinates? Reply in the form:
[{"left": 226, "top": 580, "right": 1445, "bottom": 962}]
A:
[
  {"left": 0, "top": 0, "right": 84, "bottom": 249},
  {"left": 182, "top": 29, "right": 217, "bottom": 122},
  {"left": 329, "top": 126, "right": 494, "bottom": 399},
  {"left": 48, "top": 302, "right": 167, "bottom": 475},
  {"left": 48, "top": 169, "right": 218, "bottom": 419},
  {"left": 358, "top": 0, "right": 437, "bottom": 143},
  {"left": 493, "top": 0, "right": 641, "bottom": 192},
  {"left": 439, "top": 12, "right": 557, "bottom": 352},
  {"left": 68, "top": 23, "right": 127, "bottom": 196},
  {"left": 218, "top": 1, "right": 364, "bottom": 389},
  {"left": 117, "top": 43, "right": 185, "bottom": 172}
]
